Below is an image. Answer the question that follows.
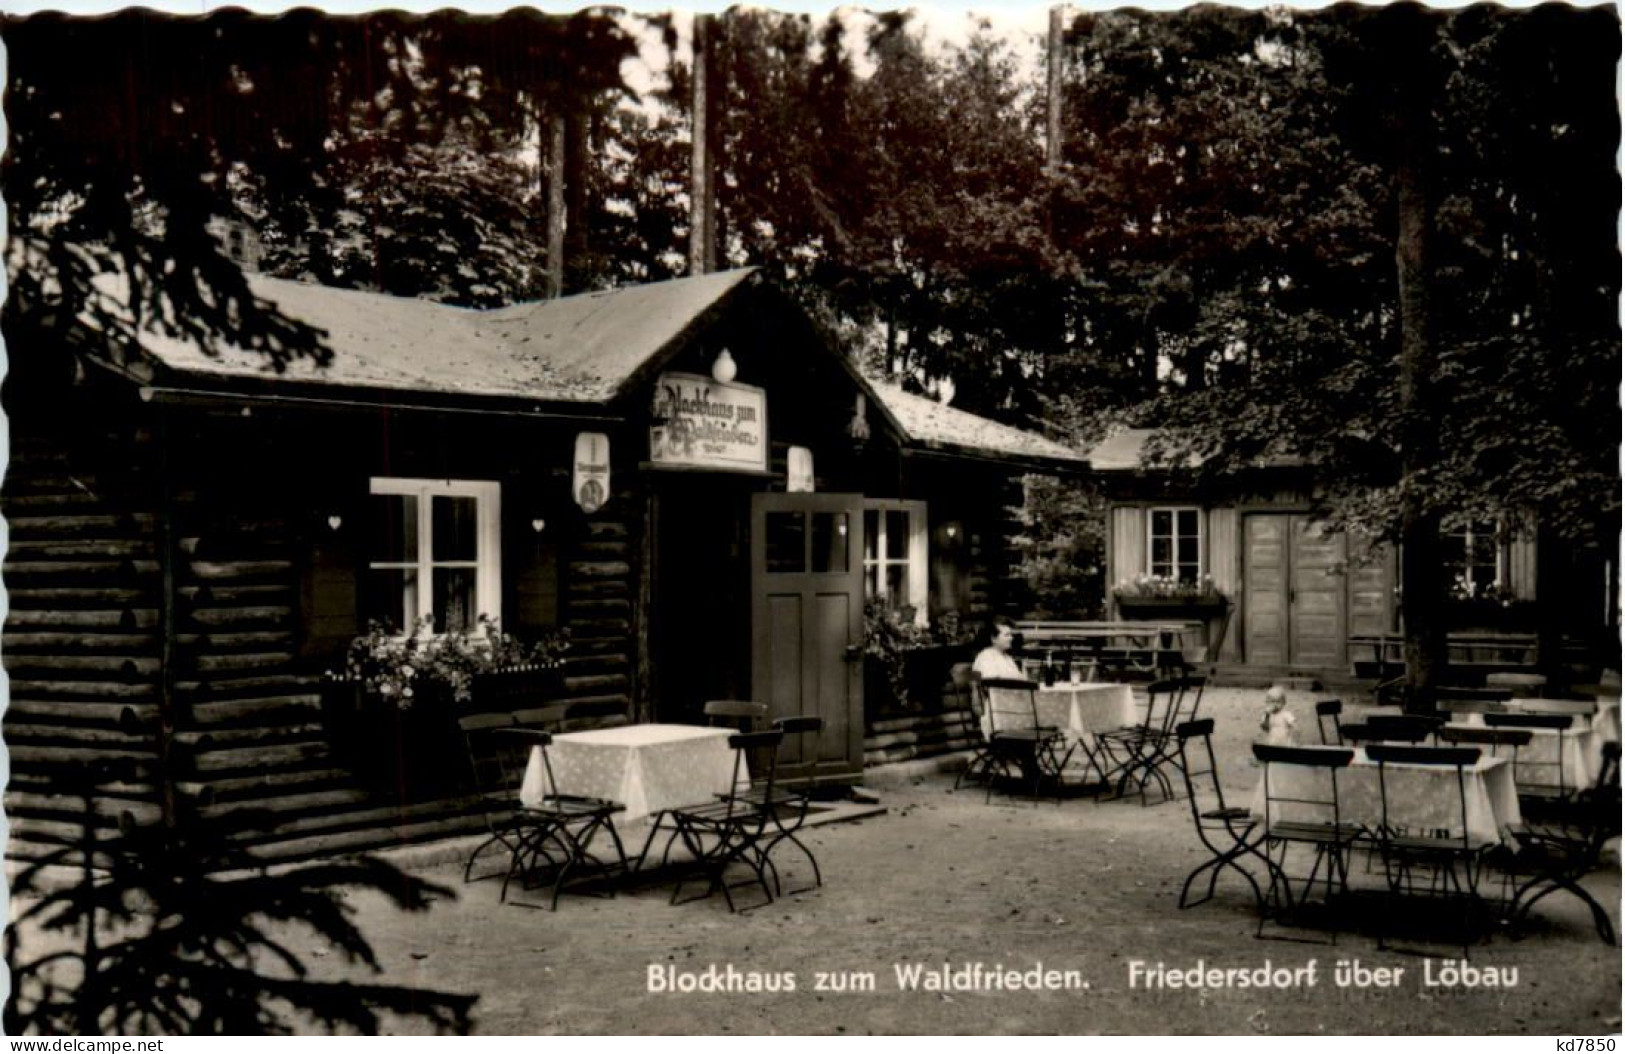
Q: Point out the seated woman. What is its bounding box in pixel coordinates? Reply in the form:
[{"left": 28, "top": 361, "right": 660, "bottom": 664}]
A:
[{"left": 972, "top": 616, "right": 1025, "bottom": 683}]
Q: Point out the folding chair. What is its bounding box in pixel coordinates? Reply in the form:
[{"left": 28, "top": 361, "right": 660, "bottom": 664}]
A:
[
  {"left": 502, "top": 729, "right": 631, "bottom": 909},
  {"left": 1507, "top": 742, "right": 1620, "bottom": 944},
  {"left": 1315, "top": 700, "right": 1344, "bottom": 745},
  {"left": 1252, "top": 744, "right": 1363, "bottom": 942},
  {"left": 665, "top": 729, "right": 784, "bottom": 912},
  {"left": 759, "top": 715, "right": 825, "bottom": 895},
  {"left": 1366, "top": 744, "right": 1496, "bottom": 956},
  {"left": 458, "top": 710, "right": 536, "bottom": 887},
  {"left": 1174, "top": 719, "right": 1277, "bottom": 913},
  {"left": 952, "top": 669, "right": 1000, "bottom": 790},
  {"left": 704, "top": 699, "right": 769, "bottom": 731},
  {"left": 981, "top": 677, "right": 1074, "bottom": 804},
  {"left": 1484, "top": 713, "right": 1576, "bottom": 801},
  {"left": 1366, "top": 713, "right": 1445, "bottom": 744},
  {"left": 1099, "top": 676, "right": 1200, "bottom": 806}
]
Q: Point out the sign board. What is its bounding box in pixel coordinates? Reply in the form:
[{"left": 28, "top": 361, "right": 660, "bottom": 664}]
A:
[
  {"left": 787, "top": 446, "right": 815, "bottom": 493},
  {"left": 573, "top": 432, "right": 610, "bottom": 513},
  {"left": 649, "top": 372, "right": 768, "bottom": 472}
]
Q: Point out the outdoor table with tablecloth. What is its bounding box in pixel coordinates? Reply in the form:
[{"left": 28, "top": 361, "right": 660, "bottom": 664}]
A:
[
  {"left": 1033, "top": 683, "right": 1138, "bottom": 741},
  {"left": 519, "top": 724, "right": 737, "bottom": 823},
  {"left": 1248, "top": 744, "right": 1522, "bottom": 847},
  {"left": 1449, "top": 711, "right": 1607, "bottom": 791}
]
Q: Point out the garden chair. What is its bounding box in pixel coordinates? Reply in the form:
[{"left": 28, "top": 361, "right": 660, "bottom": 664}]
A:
[
  {"left": 1173, "top": 719, "right": 1277, "bottom": 913},
  {"left": 1315, "top": 700, "right": 1344, "bottom": 745},
  {"left": 1098, "top": 676, "right": 1198, "bottom": 806},
  {"left": 704, "top": 699, "right": 770, "bottom": 731},
  {"left": 665, "top": 729, "right": 785, "bottom": 912},
  {"left": 1366, "top": 744, "right": 1497, "bottom": 957},
  {"left": 980, "top": 677, "right": 1073, "bottom": 804},
  {"left": 458, "top": 710, "right": 538, "bottom": 888},
  {"left": 1505, "top": 742, "right": 1620, "bottom": 944},
  {"left": 1252, "top": 743, "right": 1363, "bottom": 943},
  {"left": 501, "top": 728, "right": 631, "bottom": 909},
  {"left": 1365, "top": 713, "right": 1445, "bottom": 744},
  {"left": 1484, "top": 712, "right": 1576, "bottom": 801}
]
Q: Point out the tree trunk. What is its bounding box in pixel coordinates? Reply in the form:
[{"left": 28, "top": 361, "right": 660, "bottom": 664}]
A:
[
  {"left": 545, "top": 112, "right": 567, "bottom": 300},
  {"left": 1391, "top": 7, "right": 1445, "bottom": 713},
  {"left": 1045, "top": 5, "right": 1065, "bottom": 174},
  {"left": 688, "top": 14, "right": 712, "bottom": 276},
  {"left": 563, "top": 103, "right": 590, "bottom": 294}
]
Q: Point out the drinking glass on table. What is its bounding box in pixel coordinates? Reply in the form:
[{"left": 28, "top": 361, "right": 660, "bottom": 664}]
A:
[{"left": 1068, "top": 663, "right": 1083, "bottom": 686}]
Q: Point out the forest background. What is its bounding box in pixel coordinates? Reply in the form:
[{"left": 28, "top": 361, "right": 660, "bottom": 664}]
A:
[{"left": 4, "top": 2, "right": 1619, "bottom": 687}]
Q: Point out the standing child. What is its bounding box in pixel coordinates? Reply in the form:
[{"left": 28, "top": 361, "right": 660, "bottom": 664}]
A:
[{"left": 1257, "top": 685, "right": 1297, "bottom": 746}]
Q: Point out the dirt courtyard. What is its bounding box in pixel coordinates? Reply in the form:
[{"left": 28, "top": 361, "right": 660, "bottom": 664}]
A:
[{"left": 330, "top": 688, "right": 1622, "bottom": 1036}]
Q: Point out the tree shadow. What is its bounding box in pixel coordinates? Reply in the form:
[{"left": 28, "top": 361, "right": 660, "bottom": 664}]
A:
[{"left": 6, "top": 757, "right": 479, "bottom": 1035}]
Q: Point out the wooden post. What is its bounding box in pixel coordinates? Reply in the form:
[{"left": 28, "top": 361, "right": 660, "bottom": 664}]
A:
[
  {"left": 545, "top": 112, "right": 567, "bottom": 299},
  {"left": 688, "top": 13, "right": 711, "bottom": 276}
]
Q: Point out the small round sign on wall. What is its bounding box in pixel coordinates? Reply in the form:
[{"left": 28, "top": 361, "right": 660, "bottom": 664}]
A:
[{"left": 573, "top": 432, "right": 610, "bottom": 514}]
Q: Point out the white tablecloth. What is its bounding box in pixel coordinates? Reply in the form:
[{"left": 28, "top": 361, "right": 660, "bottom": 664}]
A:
[
  {"left": 519, "top": 724, "right": 737, "bottom": 822},
  {"left": 1450, "top": 712, "right": 1606, "bottom": 791},
  {"left": 1033, "top": 683, "right": 1138, "bottom": 741},
  {"left": 1248, "top": 745, "right": 1522, "bottom": 847}
]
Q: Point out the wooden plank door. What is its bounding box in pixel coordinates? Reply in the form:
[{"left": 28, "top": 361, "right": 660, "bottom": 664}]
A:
[
  {"left": 1243, "top": 515, "right": 1291, "bottom": 665},
  {"left": 750, "top": 493, "right": 865, "bottom": 786},
  {"left": 1290, "top": 518, "right": 1347, "bottom": 667},
  {"left": 1243, "top": 514, "right": 1349, "bottom": 667}
]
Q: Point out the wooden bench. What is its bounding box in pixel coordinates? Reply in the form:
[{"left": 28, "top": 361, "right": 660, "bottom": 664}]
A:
[
  {"left": 1349, "top": 633, "right": 1541, "bottom": 684},
  {"left": 1012, "top": 620, "right": 1203, "bottom": 680}
]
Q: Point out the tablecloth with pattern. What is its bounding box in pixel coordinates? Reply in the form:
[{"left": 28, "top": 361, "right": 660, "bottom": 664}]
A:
[
  {"left": 519, "top": 724, "right": 737, "bottom": 822},
  {"left": 1248, "top": 745, "right": 1521, "bottom": 846}
]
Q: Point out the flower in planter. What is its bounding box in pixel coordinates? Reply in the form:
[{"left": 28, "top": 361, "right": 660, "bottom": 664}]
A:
[
  {"left": 1113, "top": 572, "right": 1224, "bottom": 600},
  {"left": 863, "top": 602, "right": 978, "bottom": 709},
  {"left": 344, "top": 616, "right": 571, "bottom": 710}
]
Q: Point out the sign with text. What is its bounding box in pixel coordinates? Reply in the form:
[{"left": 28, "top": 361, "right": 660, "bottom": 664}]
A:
[
  {"left": 573, "top": 432, "right": 610, "bottom": 513},
  {"left": 649, "top": 372, "right": 768, "bottom": 472},
  {"left": 787, "top": 446, "right": 815, "bottom": 493}
]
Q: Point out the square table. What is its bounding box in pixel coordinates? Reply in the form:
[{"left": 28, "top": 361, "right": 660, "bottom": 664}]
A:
[
  {"left": 1032, "top": 682, "right": 1138, "bottom": 740},
  {"left": 519, "top": 723, "right": 738, "bottom": 823},
  {"left": 1248, "top": 744, "right": 1522, "bottom": 847},
  {"left": 1449, "top": 712, "right": 1607, "bottom": 792}
]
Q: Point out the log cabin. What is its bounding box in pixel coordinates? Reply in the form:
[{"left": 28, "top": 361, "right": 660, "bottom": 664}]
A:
[{"left": 3, "top": 268, "right": 1085, "bottom": 861}]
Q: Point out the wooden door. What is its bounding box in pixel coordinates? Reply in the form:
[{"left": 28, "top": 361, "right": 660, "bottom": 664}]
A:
[
  {"left": 750, "top": 493, "right": 865, "bottom": 786},
  {"left": 1243, "top": 514, "right": 1348, "bottom": 667}
]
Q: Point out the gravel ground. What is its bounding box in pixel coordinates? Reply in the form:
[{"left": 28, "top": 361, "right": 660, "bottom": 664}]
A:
[
  {"left": 329, "top": 687, "right": 1621, "bottom": 1035},
  {"left": 10, "top": 688, "right": 1620, "bottom": 1035}
]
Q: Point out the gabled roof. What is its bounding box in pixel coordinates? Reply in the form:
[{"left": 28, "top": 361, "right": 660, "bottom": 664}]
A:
[
  {"left": 112, "top": 268, "right": 757, "bottom": 404},
  {"left": 869, "top": 384, "right": 1086, "bottom": 468},
  {"left": 98, "top": 267, "right": 1082, "bottom": 469}
]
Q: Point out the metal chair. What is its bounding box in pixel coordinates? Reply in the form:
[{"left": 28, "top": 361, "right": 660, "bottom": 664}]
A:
[
  {"left": 665, "top": 729, "right": 785, "bottom": 912},
  {"left": 1365, "top": 744, "right": 1496, "bottom": 956},
  {"left": 1315, "top": 700, "right": 1344, "bottom": 745},
  {"left": 1506, "top": 742, "right": 1620, "bottom": 944},
  {"left": 1099, "top": 676, "right": 1201, "bottom": 805},
  {"left": 981, "top": 677, "right": 1074, "bottom": 803},
  {"left": 760, "top": 715, "right": 825, "bottom": 895},
  {"left": 1174, "top": 719, "right": 1277, "bottom": 913},
  {"left": 952, "top": 669, "right": 1000, "bottom": 791},
  {"left": 502, "top": 728, "right": 631, "bottom": 909},
  {"left": 1366, "top": 713, "right": 1445, "bottom": 744},
  {"left": 704, "top": 699, "right": 770, "bottom": 731},
  {"left": 1252, "top": 743, "right": 1363, "bottom": 943},
  {"left": 1484, "top": 712, "right": 1576, "bottom": 801}
]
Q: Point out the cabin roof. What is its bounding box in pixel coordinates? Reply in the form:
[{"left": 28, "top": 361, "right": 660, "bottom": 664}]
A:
[
  {"left": 113, "top": 269, "right": 757, "bottom": 404},
  {"left": 869, "top": 384, "right": 1086, "bottom": 467},
  {"left": 96, "top": 268, "right": 1083, "bottom": 469}
]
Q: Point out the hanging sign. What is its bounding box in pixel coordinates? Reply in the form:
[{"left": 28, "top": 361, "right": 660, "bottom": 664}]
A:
[
  {"left": 573, "top": 432, "right": 610, "bottom": 513},
  {"left": 649, "top": 372, "right": 768, "bottom": 472},
  {"left": 787, "top": 446, "right": 815, "bottom": 493}
]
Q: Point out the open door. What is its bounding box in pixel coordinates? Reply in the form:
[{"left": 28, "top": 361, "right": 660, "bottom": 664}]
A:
[{"left": 751, "top": 492, "right": 865, "bottom": 786}]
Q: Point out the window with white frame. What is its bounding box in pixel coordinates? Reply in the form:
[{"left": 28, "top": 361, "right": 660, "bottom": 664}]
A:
[
  {"left": 1443, "top": 520, "right": 1501, "bottom": 599},
  {"left": 1147, "top": 507, "right": 1203, "bottom": 583},
  {"left": 365, "top": 478, "right": 501, "bottom": 634},
  {"left": 863, "top": 500, "right": 928, "bottom": 619}
]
